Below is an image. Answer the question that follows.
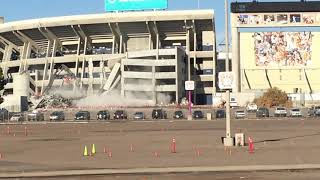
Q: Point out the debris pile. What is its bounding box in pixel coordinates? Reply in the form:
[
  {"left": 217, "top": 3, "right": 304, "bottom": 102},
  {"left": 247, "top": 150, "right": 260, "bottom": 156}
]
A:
[{"left": 34, "top": 95, "right": 73, "bottom": 109}]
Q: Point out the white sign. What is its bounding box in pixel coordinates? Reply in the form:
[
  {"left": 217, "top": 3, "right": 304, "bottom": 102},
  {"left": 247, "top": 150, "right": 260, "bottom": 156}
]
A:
[
  {"left": 185, "top": 81, "right": 195, "bottom": 91},
  {"left": 218, "top": 72, "right": 235, "bottom": 90}
]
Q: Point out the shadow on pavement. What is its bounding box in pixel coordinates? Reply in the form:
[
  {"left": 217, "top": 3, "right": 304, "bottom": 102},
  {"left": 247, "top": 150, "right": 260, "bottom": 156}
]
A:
[{"left": 255, "top": 132, "right": 320, "bottom": 144}]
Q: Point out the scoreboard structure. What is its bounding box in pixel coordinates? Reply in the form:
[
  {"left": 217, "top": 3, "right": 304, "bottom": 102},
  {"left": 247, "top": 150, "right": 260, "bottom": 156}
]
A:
[{"left": 230, "top": 1, "right": 320, "bottom": 95}]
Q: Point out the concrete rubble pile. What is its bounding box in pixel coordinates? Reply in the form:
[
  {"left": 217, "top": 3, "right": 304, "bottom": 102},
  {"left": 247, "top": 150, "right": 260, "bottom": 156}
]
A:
[{"left": 36, "top": 95, "right": 73, "bottom": 109}]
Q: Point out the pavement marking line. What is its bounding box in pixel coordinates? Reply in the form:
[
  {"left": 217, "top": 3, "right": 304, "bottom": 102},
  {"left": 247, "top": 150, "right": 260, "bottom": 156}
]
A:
[{"left": 2, "top": 164, "right": 320, "bottom": 178}]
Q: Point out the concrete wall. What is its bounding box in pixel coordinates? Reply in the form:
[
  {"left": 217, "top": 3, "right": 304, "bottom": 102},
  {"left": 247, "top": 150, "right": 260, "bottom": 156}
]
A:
[
  {"left": 127, "top": 37, "right": 149, "bottom": 51},
  {"left": 202, "top": 31, "right": 214, "bottom": 46}
]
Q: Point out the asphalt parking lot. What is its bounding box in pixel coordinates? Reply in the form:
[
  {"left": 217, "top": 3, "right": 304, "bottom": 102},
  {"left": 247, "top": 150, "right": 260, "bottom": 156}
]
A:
[{"left": 1, "top": 117, "right": 320, "bottom": 176}]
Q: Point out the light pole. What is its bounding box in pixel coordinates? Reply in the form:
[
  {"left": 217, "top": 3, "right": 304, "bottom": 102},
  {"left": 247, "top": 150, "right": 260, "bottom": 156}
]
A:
[
  {"left": 183, "top": 25, "right": 194, "bottom": 118},
  {"left": 224, "top": 0, "right": 233, "bottom": 147}
]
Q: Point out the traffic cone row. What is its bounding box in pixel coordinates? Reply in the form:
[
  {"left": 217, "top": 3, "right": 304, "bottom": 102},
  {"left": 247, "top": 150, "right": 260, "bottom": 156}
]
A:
[
  {"left": 83, "top": 138, "right": 179, "bottom": 158},
  {"left": 82, "top": 137, "right": 260, "bottom": 159},
  {"left": 102, "top": 147, "right": 113, "bottom": 157},
  {"left": 0, "top": 127, "right": 30, "bottom": 137},
  {"left": 83, "top": 144, "right": 96, "bottom": 157}
]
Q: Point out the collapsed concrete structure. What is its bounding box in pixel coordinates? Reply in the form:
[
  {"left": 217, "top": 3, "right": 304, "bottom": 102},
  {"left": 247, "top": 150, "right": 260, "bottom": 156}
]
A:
[{"left": 0, "top": 10, "right": 216, "bottom": 110}]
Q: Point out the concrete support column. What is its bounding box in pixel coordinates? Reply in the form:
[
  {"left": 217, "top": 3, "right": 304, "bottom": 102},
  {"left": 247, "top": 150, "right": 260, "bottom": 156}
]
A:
[
  {"left": 153, "top": 37, "right": 159, "bottom": 104},
  {"left": 152, "top": 65, "right": 156, "bottom": 105},
  {"left": 2, "top": 46, "right": 7, "bottom": 61},
  {"left": 120, "top": 61, "right": 125, "bottom": 97},
  {"left": 19, "top": 43, "right": 27, "bottom": 72},
  {"left": 76, "top": 37, "right": 86, "bottom": 77},
  {"left": 3, "top": 45, "right": 12, "bottom": 62},
  {"left": 87, "top": 58, "right": 94, "bottom": 95},
  {"left": 80, "top": 57, "right": 86, "bottom": 90},
  {"left": 149, "top": 34, "right": 152, "bottom": 50},
  {"left": 100, "top": 60, "right": 104, "bottom": 88},
  {"left": 41, "top": 41, "right": 52, "bottom": 94},
  {"left": 25, "top": 42, "right": 32, "bottom": 59},
  {"left": 46, "top": 40, "right": 52, "bottom": 57},
  {"left": 76, "top": 38, "right": 81, "bottom": 55},
  {"left": 2, "top": 45, "right": 12, "bottom": 79},
  {"left": 35, "top": 70, "right": 39, "bottom": 95},
  {"left": 212, "top": 24, "right": 217, "bottom": 95},
  {"left": 41, "top": 59, "right": 48, "bottom": 95},
  {"left": 48, "top": 40, "right": 57, "bottom": 83},
  {"left": 112, "top": 36, "right": 115, "bottom": 54},
  {"left": 156, "top": 34, "right": 159, "bottom": 60},
  {"left": 231, "top": 27, "right": 240, "bottom": 93},
  {"left": 74, "top": 38, "right": 82, "bottom": 91},
  {"left": 119, "top": 35, "right": 123, "bottom": 54},
  {"left": 23, "top": 42, "right": 32, "bottom": 71}
]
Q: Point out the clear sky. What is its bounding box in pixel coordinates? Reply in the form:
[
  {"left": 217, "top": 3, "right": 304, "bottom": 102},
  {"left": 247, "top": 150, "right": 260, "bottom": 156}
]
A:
[{"left": 0, "top": 0, "right": 311, "bottom": 44}]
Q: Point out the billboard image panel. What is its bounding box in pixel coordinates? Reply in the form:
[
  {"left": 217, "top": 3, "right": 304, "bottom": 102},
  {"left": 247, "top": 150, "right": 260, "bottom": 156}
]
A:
[
  {"left": 105, "top": 0, "right": 168, "bottom": 12},
  {"left": 254, "top": 32, "right": 312, "bottom": 67},
  {"left": 235, "top": 13, "right": 320, "bottom": 27}
]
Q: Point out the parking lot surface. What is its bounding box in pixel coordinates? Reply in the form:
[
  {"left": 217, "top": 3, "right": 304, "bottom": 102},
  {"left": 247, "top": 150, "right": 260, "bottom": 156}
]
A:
[{"left": 0, "top": 118, "right": 320, "bottom": 178}]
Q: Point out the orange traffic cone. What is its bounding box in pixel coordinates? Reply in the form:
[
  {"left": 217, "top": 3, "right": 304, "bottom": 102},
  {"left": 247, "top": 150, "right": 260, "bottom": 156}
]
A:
[
  {"left": 171, "top": 137, "right": 176, "bottom": 153},
  {"left": 108, "top": 151, "right": 112, "bottom": 157},
  {"left": 130, "top": 144, "right": 134, "bottom": 152},
  {"left": 154, "top": 151, "right": 160, "bottom": 158},
  {"left": 24, "top": 127, "right": 28, "bottom": 136},
  {"left": 196, "top": 149, "right": 201, "bottom": 157},
  {"left": 248, "top": 137, "right": 254, "bottom": 154}
]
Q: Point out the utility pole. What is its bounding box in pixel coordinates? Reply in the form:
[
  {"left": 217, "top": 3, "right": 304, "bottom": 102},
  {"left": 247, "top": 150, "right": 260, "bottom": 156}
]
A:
[{"left": 224, "top": 0, "right": 233, "bottom": 147}]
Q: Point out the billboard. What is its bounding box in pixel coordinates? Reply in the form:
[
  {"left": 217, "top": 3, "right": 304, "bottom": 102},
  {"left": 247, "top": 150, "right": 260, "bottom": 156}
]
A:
[
  {"left": 254, "top": 32, "right": 312, "bottom": 67},
  {"left": 236, "top": 13, "right": 320, "bottom": 27},
  {"left": 105, "top": 0, "right": 168, "bottom": 12}
]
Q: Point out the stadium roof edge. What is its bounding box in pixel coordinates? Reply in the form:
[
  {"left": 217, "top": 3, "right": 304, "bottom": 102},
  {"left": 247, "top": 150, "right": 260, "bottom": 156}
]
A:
[{"left": 0, "top": 10, "right": 214, "bottom": 33}]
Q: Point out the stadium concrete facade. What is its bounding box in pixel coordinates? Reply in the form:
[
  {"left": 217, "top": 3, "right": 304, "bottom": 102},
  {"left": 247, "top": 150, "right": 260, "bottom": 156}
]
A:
[{"left": 0, "top": 10, "right": 216, "bottom": 105}]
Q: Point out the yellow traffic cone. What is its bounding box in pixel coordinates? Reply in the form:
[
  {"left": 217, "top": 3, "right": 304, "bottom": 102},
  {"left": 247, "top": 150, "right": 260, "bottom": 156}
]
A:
[
  {"left": 83, "top": 145, "right": 88, "bottom": 156},
  {"left": 91, "top": 144, "right": 96, "bottom": 155}
]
